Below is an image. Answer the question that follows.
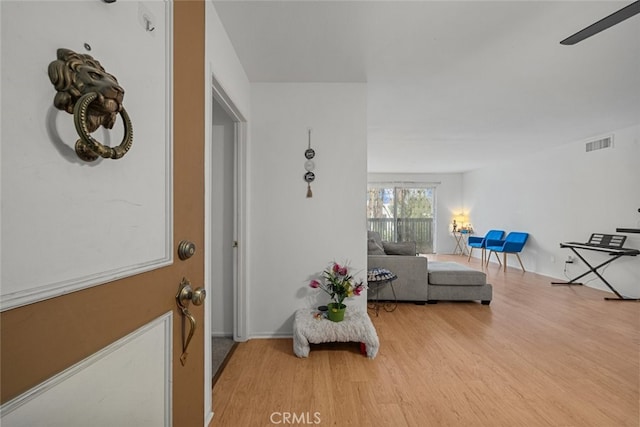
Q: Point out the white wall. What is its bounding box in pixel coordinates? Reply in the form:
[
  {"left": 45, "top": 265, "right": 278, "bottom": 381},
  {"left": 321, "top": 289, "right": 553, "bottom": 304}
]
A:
[
  {"left": 205, "top": 1, "right": 252, "bottom": 342},
  {"left": 464, "top": 125, "right": 640, "bottom": 298},
  {"left": 206, "top": 1, "right": 250, "bottom": 119},
  {"left": 367, "top": 173, "right": 464, "bottom": 254},
  {"left": 248, "top": 83, "right": 368, "bottom": 337}
]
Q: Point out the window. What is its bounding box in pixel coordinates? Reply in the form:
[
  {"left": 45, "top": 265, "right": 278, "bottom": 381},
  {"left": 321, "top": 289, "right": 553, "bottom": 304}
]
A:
[{"left": 367, "top": 185, "right": 435, "bottom": 253}]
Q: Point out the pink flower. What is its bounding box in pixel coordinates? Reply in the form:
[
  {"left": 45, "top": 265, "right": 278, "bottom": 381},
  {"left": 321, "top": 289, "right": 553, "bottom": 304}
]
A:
[
  {"left": 309, "top": 279, "right": 320, "bottom": 288},
  {"left": 353, "top": 283, "right": 364, "bottom": 296},
  {"left": 332, "top": 263, "right": 341, "bottom": 273},
  {"left": 338, "top": 266, "right": 348, "bottom": 276}
]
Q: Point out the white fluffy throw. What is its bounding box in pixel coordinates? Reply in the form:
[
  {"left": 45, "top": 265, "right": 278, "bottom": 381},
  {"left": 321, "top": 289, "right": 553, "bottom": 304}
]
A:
[{"left": 293, "top": 308, "right": 379, "bottom": 358}]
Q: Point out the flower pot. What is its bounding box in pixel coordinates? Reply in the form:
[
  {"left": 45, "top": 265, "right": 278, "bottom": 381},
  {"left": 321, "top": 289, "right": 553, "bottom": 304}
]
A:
[{"left": 327, "top": 303, "right": 346, "bottom": 322}]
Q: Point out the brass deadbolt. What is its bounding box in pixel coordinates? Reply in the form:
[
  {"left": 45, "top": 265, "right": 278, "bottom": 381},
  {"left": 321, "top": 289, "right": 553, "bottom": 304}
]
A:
[{"left": 178, "top": 240, "right": 196, "bottom": 260}]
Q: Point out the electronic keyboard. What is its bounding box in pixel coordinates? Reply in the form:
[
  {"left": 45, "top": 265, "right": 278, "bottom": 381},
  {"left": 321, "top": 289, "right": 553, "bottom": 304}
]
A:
[
  {"left": 560, "top": 241, "right": 639, "bottom": 255},
  {"left": 553, "top": 233, "right": 639, "bottom": 301}
]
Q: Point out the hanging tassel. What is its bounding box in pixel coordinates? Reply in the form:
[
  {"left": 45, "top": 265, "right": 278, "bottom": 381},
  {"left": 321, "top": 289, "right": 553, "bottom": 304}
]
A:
[{"left": 306, "top": 183, "right": 313, "bottom": 198}]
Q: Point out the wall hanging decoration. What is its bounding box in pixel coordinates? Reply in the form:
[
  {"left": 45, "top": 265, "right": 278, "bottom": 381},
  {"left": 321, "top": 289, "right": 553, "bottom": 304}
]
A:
[
  {"left": 304, "top": 128, "right": 315, "bottom": 198},
  {"left": 48, "top": 48, "right": 133, "bottom": 162}
]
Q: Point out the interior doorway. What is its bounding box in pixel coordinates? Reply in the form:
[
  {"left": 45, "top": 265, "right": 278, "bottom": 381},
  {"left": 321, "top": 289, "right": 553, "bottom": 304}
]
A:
[
  {"left": 210, "top": 97, "right": 236, "bottom": 379},
  {"left": 204, "top": 74, "right": 248, "bottom": 422}
]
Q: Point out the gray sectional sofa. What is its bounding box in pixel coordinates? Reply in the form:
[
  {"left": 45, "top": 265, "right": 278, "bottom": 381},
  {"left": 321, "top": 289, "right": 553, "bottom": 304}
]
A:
[{"left": 367, "top": 231, "right": 492, "bottom": 305}]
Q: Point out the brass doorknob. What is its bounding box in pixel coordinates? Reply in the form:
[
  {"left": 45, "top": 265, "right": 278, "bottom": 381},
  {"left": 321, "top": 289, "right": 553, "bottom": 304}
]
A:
[
  {"left": 176, "top": 277, "right": 206, "bottom": 366},
  {"left": 176, "top": 278, "right": 206, "bottom": 307},
  {"left": 191, "top": 287, "right": 206, "bottom": 306}
]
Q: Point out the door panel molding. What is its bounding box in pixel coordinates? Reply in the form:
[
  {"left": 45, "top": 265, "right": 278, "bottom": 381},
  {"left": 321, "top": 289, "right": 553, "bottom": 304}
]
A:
[
  {"left": 1, "top": 312, "right": 173, "bottom": 426},
  {"left": 0, "top": 1, "right": 173, "bottom": 312},
  {"left": 1, "top": 253, "right": 173, "bottom": 312}
]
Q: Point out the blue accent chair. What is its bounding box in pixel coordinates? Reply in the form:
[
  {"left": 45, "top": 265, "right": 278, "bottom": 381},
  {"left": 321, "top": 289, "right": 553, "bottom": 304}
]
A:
[
  {"left": 467, "top": 229, "right": 505, "bottom": 265},
  {"left": 485, "top": 232, "right": 529, "bottom": 272}
]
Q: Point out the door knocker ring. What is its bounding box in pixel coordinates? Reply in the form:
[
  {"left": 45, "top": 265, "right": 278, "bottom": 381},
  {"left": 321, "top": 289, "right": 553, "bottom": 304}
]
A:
[{"left": 73, "top": 92, "right": 133, "bottom": 161}]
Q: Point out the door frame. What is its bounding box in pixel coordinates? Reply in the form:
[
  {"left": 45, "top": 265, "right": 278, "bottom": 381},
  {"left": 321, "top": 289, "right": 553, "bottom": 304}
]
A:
[{"left": 203, "top": 71, "right": 248, "bottom": 424}]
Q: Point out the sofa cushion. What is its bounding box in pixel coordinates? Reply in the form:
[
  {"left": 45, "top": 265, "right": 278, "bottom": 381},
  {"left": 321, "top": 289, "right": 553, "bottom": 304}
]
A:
[
  {"left": 382, "top": 241, "right": 416, "bottom": 256},
  {"left": 428, "top": 262, "right": 486, "bottom": 286},
  {"left": 367, "top": 254, "right": 428, "bottom": 301},
  {"left": 367, "top": 238, "right": 385, "bottom": 255},
  {"left": 367, "top": 231, "right": 385, "bottom": 255}
]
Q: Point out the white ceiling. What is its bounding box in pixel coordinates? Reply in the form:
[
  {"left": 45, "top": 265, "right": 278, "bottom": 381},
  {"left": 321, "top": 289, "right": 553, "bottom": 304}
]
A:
[{"left": 213, "top": 1, "right": 640, "bottom": 173}]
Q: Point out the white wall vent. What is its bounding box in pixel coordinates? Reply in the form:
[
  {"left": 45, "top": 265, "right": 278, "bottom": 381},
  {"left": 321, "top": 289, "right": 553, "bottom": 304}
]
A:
[{"left": 585, "top": 136, "right": 613, "bottom": 152}]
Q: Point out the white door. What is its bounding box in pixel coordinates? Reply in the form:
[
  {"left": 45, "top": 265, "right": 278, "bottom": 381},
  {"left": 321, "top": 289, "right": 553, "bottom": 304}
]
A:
[{"left": 1, "top": 1, "right": 209, "bottom": 425}]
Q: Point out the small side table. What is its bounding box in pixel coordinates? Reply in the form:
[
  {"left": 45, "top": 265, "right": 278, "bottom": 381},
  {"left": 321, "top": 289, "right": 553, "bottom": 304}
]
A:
[
  {"left": 452, "top": 231, "right": 470, "bottom": 256},
  {"left": 367, "top": 268, "right": 398, "bottom": 316}
]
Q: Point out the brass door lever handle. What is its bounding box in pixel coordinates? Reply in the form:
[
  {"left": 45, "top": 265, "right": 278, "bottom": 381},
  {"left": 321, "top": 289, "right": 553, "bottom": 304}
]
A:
[
  {"left": 176, "top": 277, "right": 206, "bottom": 366},
  {"left": 178, "top": 305, "right": 196, "bottom": 366}
]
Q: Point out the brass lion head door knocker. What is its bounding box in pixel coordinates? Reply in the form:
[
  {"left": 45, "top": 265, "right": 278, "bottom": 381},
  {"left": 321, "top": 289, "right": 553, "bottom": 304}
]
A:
[{"left": 48, "top": 48, "right": 133, "bottom": 161}]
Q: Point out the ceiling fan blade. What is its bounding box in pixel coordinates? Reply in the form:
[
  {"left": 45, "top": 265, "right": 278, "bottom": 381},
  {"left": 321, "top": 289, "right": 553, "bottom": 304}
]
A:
[{"left": 560, "top": 0, "right": 640, "bottom": 45}]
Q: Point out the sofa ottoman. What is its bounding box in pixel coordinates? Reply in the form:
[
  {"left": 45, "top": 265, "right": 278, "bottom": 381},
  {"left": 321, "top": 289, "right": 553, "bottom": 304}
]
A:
[{"left": 427, "top": 262, "right": 492, "bottom": 305}]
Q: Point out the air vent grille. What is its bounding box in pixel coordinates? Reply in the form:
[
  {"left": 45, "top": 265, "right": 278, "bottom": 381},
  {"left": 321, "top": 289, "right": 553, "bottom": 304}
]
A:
[{"left": 586, "top": 136, "right": 613, "bottom": 152}]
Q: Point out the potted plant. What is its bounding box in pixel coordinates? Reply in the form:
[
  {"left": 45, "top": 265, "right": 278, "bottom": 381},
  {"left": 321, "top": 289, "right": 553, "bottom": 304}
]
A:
[{"left": 309, "top": 261, "right": 365, "bottom": 322}]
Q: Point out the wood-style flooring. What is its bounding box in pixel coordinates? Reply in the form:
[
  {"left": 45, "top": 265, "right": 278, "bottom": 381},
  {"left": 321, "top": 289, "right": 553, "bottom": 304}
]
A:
[{"left": 211, "top": 254, "right": 639, "bottom": 426}]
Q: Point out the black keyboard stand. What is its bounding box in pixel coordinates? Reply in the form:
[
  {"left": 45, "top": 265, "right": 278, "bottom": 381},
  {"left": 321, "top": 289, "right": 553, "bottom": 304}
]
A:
[{"left": 551, "top": 246, "right": 639, "bottom": 301}]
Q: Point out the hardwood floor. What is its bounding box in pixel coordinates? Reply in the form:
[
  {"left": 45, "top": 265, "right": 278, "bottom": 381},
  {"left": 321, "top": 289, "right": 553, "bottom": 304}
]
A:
[{"left": 211, "top": 254, "right": 639, "bottom": 426}]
